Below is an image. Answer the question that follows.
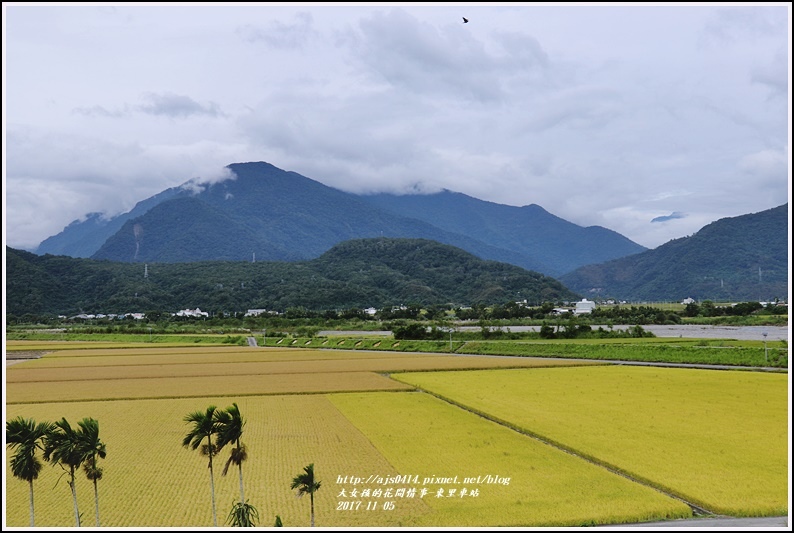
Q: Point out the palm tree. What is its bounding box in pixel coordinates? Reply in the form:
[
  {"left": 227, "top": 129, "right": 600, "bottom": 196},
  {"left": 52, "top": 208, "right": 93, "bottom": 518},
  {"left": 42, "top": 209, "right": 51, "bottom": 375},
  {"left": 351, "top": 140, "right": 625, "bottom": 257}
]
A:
[
  {"left": 215, "top": 403, "right": 248, "bottom": 503},
  {"left": 43, "top": 418, "right": 84, "bottom": 527},
  {"left": 6, "top": 416, "right": 53, "bottom": 527},
  {"left": 291, "top": 463, "right": 321, "bottom": 527},
  {"left": 183, "top": 406, "right": 221, "bottom": 527},
  {"left": 76, "top": 418, "right": 106, "bottom": 527},
  {"left": 226, "top": 499, "right": 259, "bottom": 527}
]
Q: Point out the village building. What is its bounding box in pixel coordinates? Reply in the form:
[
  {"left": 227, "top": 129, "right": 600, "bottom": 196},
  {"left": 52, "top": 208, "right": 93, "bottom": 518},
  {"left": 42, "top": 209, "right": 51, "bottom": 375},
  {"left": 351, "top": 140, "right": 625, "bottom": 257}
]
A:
[
  {"left": 175, "top": 308, "right": 208, "bottom": 318},
  {"left": 574, "top": 298, "right": 596, "bottom": 315}
]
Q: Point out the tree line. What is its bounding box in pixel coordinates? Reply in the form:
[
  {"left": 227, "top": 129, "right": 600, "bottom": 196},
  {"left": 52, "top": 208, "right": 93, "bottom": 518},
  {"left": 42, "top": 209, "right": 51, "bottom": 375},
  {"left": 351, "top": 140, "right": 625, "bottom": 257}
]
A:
[
  {"left": 6, "top": 416, "right": 106, "bottom": 527},
  {"left": 182, "top": 402, "right": 321, "bottom": 527}
]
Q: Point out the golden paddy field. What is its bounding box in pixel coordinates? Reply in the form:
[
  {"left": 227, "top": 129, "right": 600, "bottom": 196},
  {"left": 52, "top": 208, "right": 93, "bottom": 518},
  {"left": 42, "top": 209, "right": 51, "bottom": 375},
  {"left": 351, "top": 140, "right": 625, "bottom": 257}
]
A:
[
  {"left": 4, "top": 344, "right": 788, "bottom": 527},
  {"left": 392, "top": 366, "right": 789, "bottom": 517}
]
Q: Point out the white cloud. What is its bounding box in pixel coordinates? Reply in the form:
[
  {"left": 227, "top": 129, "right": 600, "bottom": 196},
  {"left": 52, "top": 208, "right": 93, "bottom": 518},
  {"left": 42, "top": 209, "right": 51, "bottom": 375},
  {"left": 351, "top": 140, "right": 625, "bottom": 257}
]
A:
[
  {"left": 750, "top": 46, "right": 789, "bottom": 100},
  {"left": 136, "top": 92, "right": 223, "bottom": 118},
  {"left": 236, "top": 11, "right": 317, "bottom": 49},
  {"left": 739, "top": 148, "right": 788, "bottom": 183},
  {"left": 3, "top": 3, "right": 790, "bottom": 252}
]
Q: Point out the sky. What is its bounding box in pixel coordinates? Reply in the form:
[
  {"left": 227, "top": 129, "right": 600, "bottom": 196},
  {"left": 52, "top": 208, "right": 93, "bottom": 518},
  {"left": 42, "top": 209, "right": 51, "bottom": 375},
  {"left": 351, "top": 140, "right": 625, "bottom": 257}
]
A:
[{"left": 2, "top": 2, "right": 791, "bottom": 252}]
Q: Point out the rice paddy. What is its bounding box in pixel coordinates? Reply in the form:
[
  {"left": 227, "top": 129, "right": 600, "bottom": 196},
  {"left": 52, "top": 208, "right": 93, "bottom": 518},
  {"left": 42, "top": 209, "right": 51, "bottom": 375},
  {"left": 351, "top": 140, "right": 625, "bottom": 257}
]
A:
[
  {"left": 4, "top": 396, "right": 433, "bottom": 527},
  {"left": 6, "top": 346, "right": 597, "bottom": 403},
  {"left": 392, "top": 366, "right": 789, "bottom": 516},
  {"left": 4, "top": 344, "right": 788, "bottom": 527},
  {"left": 329, "top": 392, "right": 690, "bottom": 527}
]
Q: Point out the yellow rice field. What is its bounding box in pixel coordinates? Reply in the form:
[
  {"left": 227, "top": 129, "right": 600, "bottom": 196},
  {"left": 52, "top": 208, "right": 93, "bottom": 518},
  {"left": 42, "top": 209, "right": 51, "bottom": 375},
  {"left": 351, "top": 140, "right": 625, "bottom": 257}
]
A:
[
  {"left": 4, "top": 390, "right": 688, "bottom": 527},
  {"left": 7, "top": 354, "right": 598, "bottom": 383},
  {"left": 329, "top": 391, "right": 690, "bottom": 527},
  {"left": 10, "top": 345, "right": 602, "bottom": 367},
  {"left": 392, "top": 366, "right": 789, "bottom": 516},
  {"left": 4, "top": 396, "right": 432, "bottom": 527},
  {"left": 6, "top": 347, "right": 597, "bottom": 403},
  {"left": 5, "top": 371, "right": 413, "bottom": 404},
  {"left": 4, "top": 345, "right": 787, "bottom": 527}
]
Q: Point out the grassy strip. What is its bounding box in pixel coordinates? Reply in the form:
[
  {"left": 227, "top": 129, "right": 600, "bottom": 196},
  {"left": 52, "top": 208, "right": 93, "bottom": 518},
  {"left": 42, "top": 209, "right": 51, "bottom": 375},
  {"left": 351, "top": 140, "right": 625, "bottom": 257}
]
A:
[
  {"left": 457, "top": 341, "right": 788, "bottom": 368},
  {"left": 7, "top": 334, "right": 788, "bottom": 367},
  {"left": 277, "top": 337, "right": 788, "bottom": 368}
]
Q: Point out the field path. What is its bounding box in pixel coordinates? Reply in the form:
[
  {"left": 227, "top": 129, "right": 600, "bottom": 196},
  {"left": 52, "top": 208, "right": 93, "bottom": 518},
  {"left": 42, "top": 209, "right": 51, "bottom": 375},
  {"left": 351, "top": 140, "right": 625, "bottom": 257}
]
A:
[{"left": 5, "top": 351, "right": 47, "bottom": 366}]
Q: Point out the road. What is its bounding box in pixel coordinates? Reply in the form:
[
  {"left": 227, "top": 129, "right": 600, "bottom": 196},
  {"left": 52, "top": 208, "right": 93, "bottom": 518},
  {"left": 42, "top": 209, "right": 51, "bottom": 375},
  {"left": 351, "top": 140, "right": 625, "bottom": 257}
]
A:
[{"left": 609, "top": 515, "right": 789, "bottom": 528}]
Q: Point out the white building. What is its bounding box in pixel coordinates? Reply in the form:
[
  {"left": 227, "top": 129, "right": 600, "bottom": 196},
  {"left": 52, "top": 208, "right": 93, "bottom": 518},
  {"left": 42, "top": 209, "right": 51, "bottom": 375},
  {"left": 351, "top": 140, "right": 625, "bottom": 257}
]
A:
[
  {"left": 574, "top": 298, "right": 596, "bottom": 315},
  {"left": 175, "top": 308, "right": 209, "bottom": 318}
]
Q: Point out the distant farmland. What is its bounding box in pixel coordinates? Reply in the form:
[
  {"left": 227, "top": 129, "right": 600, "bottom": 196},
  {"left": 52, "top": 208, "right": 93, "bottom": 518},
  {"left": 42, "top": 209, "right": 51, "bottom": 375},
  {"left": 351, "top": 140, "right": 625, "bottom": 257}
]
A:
[{"left": 4, "top": 345, "right": 787, "bottom": 527}]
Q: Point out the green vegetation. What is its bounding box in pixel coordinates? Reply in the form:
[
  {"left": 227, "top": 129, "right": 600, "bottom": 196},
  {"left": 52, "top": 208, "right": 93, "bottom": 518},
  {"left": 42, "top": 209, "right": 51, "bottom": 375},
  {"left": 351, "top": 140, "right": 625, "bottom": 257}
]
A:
[
  {"left": 37, "top": 417, "right": 107, "bottom": 527},
  {"left": 560, "top": 204, "right": 788, "bottom": 302},
  {"left": 290, "top": 463, "right": 321, "bottom": 527},
  {"left": 77, "top": 418, "right": 107, "bottom": 527},
  {"left": 7, "top": 239, "right": 578, "bottom": 317},
  {"left": 5, "top": 417, "right": 54, "bottom": 527},
  {"left": 276, "top": 336, "right": 787, "bottom": 368},
  {"left": 215, "top": 403, "right": 250, "bottom": 511},
  {"left": 227, "top": 500, "right": 259, "bottom": 527}
]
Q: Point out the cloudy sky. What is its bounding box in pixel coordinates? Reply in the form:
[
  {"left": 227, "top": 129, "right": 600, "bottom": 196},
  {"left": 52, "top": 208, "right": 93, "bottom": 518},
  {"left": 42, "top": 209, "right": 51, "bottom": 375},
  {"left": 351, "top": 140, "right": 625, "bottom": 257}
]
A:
[{"left": 3, "top": 3, "right": 791, "bottom": 252}]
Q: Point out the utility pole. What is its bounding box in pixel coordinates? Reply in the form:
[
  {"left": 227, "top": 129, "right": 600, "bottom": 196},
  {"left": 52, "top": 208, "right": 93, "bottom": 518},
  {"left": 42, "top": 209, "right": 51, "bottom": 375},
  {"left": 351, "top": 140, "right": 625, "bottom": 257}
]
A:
[{"left": 762, "top": 331, "right": 768, "bottom": 365}]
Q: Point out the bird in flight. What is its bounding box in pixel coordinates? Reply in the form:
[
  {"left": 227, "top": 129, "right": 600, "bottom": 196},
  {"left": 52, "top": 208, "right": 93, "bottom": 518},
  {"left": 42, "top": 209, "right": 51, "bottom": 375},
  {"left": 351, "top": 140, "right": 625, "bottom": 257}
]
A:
[{"left": 462, "top": 17, "right": 469, "bottom": 23}]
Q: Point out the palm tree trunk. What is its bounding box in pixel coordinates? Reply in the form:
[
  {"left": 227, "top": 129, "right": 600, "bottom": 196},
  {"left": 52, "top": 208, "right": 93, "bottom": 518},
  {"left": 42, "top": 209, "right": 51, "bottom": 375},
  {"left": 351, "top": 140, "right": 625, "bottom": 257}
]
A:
[
  {"left": 93, "top": 478, "right": 101, "bottom": 526},
  {"left": 209, "top": 465, "right": 217, "bottom": 527},
  {"left": 238, "top": 461, "right": 245, "bottom": 503},
  {"left": 69, "top": 468, "right": 81, "bottom": 527},
  {"left": 310, "top": 493, "right": 314, "bottom": 527},
  {"left": 28, "top": 479, "right": 35, "bottom": 527},
  {"left": 208, "top": 442, "right": 217, "bottom": 527}
]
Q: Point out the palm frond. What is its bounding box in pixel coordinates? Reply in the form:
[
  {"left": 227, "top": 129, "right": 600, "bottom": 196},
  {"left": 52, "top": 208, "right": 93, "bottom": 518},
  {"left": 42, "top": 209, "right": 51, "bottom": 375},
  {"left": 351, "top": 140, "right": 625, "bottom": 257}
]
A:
[
  {"left": 226, "top": 500, "right": 259, "bottom": 527},
  {"left": 222, "top": 455, "right": 234, "bottom": 477}
]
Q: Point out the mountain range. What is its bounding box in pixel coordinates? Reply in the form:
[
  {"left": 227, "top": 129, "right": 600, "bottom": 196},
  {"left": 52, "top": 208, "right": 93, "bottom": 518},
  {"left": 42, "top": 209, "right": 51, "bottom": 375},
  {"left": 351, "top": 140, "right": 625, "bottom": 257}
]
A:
[
  {"left": 36, "top": 161, "right": 646, "bottom": 277},
  {"left": 559, "top": 203, "right": 789, "bottom": 302},
  {"left": 27, "top": 161, "right": 788, "bottom": 304}
]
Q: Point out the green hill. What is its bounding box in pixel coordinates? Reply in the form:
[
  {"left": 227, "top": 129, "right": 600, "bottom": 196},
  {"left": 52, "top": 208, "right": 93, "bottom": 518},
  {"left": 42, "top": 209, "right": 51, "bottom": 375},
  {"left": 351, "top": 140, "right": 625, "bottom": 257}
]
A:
[
  {"left": 7, "top": 238, "right": 580, "bottom": 316},
  {"left": 559, "top": 204, "right": 789, "bottom": 302}
]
